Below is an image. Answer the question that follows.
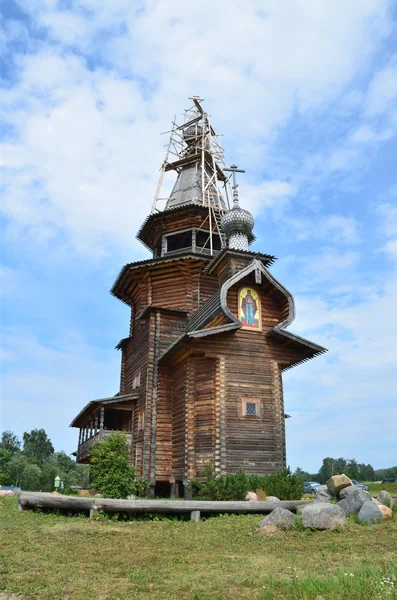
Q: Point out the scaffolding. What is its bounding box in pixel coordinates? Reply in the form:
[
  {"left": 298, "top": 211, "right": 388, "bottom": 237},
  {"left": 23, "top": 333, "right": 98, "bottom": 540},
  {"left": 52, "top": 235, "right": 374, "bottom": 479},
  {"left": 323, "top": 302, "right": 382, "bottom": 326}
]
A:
[{"left": 151, "top": 96, "right": 233, "bottom": 255}]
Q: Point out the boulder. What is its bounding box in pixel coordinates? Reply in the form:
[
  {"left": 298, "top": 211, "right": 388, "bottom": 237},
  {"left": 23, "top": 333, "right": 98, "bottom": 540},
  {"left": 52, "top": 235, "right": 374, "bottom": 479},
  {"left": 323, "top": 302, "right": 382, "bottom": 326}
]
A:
[
  {"left": 315, "top": 487, "right": 334, "bottom": 503},
  {"left": 339, "top": 485, "right": 354, "bottom": 499},
  {"left": 301, "top": 503, "right": 346, "bottom": 530},
  {"left": 372, "top": 497, "right": 382, "bottom": 505},
  {"left": 258, "top": 507, "right": 295, "bottom": 530},
  {"left": 265, "top": 496, "right": 280, "bottom": 502},
  {"left": 0, "top": 490, "right": 14, "bottom": 497},
  {"left": 357, "top": 501, "right": 382, "bottom": 524},
  {"left": 377, "top": 490, "right": 394, "bottom": 508},
  {"left": 337, "top": 487, "right": 371, "bottom": 516},
  {"left": 379, "top": 505, "right": 393, "bottom": 520},
  {"left": 326, "top": 474, "right": 352, "bottom": 496},
  {"left": 246, "top": 492, "right": 258, "bottom": 501}
]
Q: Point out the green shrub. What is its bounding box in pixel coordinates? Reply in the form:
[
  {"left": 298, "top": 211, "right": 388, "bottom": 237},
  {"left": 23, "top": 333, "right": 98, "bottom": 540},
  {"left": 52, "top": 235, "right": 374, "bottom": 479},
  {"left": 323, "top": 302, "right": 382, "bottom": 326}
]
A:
[
  {"left": 192, "top": 464, "right": 303, "bottom": 501},
  {"left": 90, "top": 432, "right": 148, "bottom": 499},
  {"left": 260, "top": 468, "right": 304, "bottom": 500}
]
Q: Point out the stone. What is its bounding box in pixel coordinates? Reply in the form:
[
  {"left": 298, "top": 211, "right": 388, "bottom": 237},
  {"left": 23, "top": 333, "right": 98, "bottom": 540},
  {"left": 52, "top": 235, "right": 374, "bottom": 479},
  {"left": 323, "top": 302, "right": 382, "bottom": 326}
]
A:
[
  {"left": 0, "top": 490, "right": 14, "bottom": 497},
  {"left": 357, "top": 501, "right": 382, "bottom": 524},
  {"left": 337, "top": 487, "right": 371, "bottom": 515},
  {"left": 315, "top": 487, "right": 334, "bottom": 503},
  {"left": 301, "top": 502, "right": 346, "bottom": 530},
  {"left": 246, "top": 491, "right": 258, "bottom": 501},
  {"left": 339, "top": 485, "right": 354, "bottom": 499},
  {"left": 372, "top": 497, "right": 382, "bottom": 505},
  {"left": 258, "top": 507, "right": 295, "bottom": 530},
  {"left": 326, "top": 474, "right": 352, "bottom": 496},
  {"left": 378, "top": 490, "right": 394, "bottom": 508},
  {"left": 378, "top": 505, "right": 393, "bottom": 520},
  {"left": 265, "top": 496, "right": 280, "bottom": 502}
]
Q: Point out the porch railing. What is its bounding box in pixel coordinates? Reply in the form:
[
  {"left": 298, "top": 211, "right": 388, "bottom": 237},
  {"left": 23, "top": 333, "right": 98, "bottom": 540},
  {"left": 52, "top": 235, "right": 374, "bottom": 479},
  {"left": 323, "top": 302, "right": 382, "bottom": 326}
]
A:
[{"left": 77, "top": 430, "right": 132, "bottom": 462}]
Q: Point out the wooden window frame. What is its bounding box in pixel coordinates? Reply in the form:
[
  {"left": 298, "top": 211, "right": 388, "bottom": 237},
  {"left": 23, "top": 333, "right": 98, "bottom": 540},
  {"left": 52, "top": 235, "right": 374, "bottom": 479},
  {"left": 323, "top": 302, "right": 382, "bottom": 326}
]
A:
[
  {"left": 132, "top": 371, "right": 141, "bottom": 390},
  {"left": 137, "top": 410, "right": 145, "bottom": 432},
  {"left": 240, "top": 398, "right": 261, "bottom": 418}
]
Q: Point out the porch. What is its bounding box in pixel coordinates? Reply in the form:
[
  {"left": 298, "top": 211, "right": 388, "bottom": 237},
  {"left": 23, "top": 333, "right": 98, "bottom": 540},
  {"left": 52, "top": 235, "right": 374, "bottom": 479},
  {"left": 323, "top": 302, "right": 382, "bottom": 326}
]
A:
[{"left": 70, "top": 393, "right": 138, "bottom": 464}]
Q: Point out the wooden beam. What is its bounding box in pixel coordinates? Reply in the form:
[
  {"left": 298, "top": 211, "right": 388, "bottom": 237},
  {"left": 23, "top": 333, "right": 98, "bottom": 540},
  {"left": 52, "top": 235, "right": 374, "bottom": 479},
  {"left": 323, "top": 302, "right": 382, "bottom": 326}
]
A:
[{"left": 18, "top": 492, "right": 312, "bottom": 515}]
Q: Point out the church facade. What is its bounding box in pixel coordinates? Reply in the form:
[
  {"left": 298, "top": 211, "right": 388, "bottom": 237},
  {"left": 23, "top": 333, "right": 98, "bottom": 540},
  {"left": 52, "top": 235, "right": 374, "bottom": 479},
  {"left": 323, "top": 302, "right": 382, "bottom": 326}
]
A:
[{"left": 70, "top": 98, "right": 326, "bottom": 497}]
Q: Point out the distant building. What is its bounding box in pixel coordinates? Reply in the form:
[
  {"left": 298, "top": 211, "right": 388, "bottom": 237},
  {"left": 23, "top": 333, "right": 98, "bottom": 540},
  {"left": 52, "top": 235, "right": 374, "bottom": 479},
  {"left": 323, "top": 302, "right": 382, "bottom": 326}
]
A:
[{"left": 70, "top": 97, "right": 326, "bottom": 497}]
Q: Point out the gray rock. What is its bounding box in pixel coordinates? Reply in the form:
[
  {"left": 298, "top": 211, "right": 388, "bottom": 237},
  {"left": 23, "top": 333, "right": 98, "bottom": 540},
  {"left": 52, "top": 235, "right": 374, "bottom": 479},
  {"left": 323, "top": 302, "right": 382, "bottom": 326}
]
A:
[
  {"left": 265, "top": 496, "right": 280, "bottom": 502},
  {"left": 378, "top": 490, "right": 394, "bottom": 508},
  {"left": 258, "top": 507, "right": 295, "bottom": 530},
  {"left": 315, "top": 487, "right": 334, "bottom": 503},
  {"left": 357, "top": 501, "right": 382, "bottom": 524},
  {"left": 339, "top": 485, "right": 355, "bottom": 499},
  {"left": 301, "top": 502, "right": 346, "bottom": 530},
  {"left": 337, "top": 487, "right": 371, "bottom": 515},
  {"left": 326, "top": 474, "right": 352, "bottom": 496}
]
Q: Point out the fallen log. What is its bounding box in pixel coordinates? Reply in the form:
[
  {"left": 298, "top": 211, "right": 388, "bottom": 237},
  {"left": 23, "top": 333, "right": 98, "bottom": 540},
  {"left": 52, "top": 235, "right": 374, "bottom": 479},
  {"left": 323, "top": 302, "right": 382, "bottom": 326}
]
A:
[{"left": 17, "top": 491, "right": 312, "bottom": 520}]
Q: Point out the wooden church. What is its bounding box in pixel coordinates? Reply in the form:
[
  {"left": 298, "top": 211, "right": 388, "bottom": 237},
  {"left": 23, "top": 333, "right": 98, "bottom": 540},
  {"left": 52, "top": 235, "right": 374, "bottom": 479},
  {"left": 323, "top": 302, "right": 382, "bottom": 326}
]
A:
[{"left": 70, "top": 97, "right": 326, "bottom": 497}]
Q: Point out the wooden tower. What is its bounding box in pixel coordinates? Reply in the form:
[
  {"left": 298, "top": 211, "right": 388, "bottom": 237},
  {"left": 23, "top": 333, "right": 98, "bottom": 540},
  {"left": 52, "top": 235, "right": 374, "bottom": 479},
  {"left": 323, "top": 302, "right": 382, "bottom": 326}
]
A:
[{"left": 70, "top": 97, "right": 326, "bottom": 497}]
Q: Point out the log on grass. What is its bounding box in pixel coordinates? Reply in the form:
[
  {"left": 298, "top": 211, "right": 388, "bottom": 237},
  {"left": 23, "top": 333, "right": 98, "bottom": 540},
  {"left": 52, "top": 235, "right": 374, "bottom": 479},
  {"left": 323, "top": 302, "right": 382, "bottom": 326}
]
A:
[{"left": 18, "top": 491, "right": 312, "bottom": 515}]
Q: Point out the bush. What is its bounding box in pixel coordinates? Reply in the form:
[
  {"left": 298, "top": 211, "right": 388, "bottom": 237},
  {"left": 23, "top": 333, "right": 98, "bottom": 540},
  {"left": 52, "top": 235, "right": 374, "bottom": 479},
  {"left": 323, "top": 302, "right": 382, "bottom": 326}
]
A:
[
  {"left": 21, "top": 464, "right": 42, "bottom": 491},
  {"left": 90, "top": 432, "right": 148, "bottom": 499},
  {"left": 192, "top": 464, "right": 303, "bottom": 501}
]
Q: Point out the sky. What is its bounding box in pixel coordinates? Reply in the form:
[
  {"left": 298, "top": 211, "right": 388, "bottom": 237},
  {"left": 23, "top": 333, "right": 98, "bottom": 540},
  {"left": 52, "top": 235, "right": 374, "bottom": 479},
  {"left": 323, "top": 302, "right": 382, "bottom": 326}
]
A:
[{"left": 1, "top": 0, "right": 396, "bottom": 473}]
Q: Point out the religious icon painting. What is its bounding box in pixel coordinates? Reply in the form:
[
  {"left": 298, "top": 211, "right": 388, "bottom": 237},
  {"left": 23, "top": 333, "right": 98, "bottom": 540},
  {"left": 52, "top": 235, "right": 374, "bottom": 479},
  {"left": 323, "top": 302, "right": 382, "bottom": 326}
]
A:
[{"left": 238, "top": 287, "right": 262, "bottom": 331}]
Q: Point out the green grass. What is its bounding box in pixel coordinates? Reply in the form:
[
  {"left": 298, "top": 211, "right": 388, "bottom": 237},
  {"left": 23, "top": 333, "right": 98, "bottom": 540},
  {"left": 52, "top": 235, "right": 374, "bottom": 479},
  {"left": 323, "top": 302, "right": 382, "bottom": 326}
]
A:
[
  {"left": 1, "top": 496, "right": 396, "bottom": 600},
  {"left": 365, "top": 481, "right": 397, "bottom": 497}
]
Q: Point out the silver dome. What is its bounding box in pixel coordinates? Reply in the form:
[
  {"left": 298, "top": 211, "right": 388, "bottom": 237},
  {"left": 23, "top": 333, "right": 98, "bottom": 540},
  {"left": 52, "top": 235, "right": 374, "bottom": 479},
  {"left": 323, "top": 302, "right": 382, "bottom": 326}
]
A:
[{"left": 220, "top": 201, "right": 254, "bottom": 238}]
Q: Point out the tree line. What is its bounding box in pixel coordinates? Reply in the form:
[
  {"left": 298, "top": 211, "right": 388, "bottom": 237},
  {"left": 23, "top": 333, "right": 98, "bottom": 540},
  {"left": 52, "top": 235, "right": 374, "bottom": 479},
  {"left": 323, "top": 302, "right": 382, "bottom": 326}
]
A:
[
  {"left": 294, "top": 456, "right": 397, "bottom": 484},
  {"left": 0, "top": 429, "right": 89, "bottom": 492}
]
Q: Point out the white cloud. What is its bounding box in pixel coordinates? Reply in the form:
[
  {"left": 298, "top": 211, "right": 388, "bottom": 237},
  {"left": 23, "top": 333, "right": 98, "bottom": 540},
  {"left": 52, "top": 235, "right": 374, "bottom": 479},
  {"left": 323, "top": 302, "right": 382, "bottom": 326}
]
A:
[
  {"left": 0, "top": 0, "right": 392, "bottom": 255},
  {"left": 365, "top": 54, "right": 397, "bottom": 116},
  {"left": 0, "top": 327, "right": 120, "bottom": 452}
]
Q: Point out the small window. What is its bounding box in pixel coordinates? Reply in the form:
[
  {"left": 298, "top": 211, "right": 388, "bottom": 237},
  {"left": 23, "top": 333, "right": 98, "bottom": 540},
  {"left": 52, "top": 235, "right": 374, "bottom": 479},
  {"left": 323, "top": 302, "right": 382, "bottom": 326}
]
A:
[
  {"left": 241, "top": 398, "right": 260, "bottom": 417},
  {"left": 245, "top": 402, "right": 257, "bottom": 416},
  {"left": 137, "top": 410, "right": 145, "bottom": 432},
  {"left": 133, "top": 372, "right": 141, "bottom": 389}
]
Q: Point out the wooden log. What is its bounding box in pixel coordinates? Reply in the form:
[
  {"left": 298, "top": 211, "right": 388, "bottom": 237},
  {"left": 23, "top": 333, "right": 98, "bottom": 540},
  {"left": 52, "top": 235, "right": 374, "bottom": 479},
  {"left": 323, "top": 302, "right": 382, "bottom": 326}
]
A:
[{"left": 18, "top": 492, "right": 312, "bottom": 515}]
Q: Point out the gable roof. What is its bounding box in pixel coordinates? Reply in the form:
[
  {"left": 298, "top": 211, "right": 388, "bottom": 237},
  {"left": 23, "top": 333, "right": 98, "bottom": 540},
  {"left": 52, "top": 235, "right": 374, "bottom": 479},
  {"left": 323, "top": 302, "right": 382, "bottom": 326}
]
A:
[{"left": 159, "top": 257, "right": 327, "bottom": 367}]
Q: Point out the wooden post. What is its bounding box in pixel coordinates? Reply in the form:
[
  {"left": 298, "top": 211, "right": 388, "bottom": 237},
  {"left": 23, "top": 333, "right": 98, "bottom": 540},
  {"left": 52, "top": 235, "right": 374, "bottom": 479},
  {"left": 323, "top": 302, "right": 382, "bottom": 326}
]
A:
[
  {"left": 184, "top": 480, "right": 192, "bottom": 500},
  {"left": 161, "top": 235, "right": 167, "bottom": 257},
  {"left": 99, "top": 407, "right": 104, "bottom": 440},
  {"left": 170, "top": 478, "right": 176, "bottom": 499},
  {"left": 89, "top": 506, "right": 100, "bottom": 519},
  {"left": 192, "top": 228, "right": 196, "bottom": 252},
  {"left": 149, "top": 309, "right": 161, "bottom": 487},
  {"left": 190, "top": 510, "right": 200, "bottom": 522},
  {"left": 94, "top": 415, "right": 99, "bottom": 436}
]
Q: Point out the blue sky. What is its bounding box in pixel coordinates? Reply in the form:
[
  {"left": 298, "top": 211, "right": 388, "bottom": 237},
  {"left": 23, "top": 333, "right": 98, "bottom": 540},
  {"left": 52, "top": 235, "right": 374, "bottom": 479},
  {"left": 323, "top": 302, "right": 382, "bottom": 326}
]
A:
[{"left": 1, "top": 0, "right": 396, "bottom": 473}]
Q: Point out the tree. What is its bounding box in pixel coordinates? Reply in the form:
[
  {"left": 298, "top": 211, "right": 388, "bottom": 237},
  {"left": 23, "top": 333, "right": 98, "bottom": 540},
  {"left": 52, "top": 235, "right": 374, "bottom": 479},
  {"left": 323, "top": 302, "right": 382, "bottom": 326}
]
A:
[
  {"left": 1, "top": 431, "right": 21, "bottom": 454},
  {"left": 6, "top": 454, "right": 28, "bottom": 486},
  {"left": 21, "top": 464, "right": 42, "bottom": 491},
  {"left": 90, "top": 432, "right": 136, "bottom": 499},
  {"left": 23, "top": 429, "right": 54, "bottom": 464}
]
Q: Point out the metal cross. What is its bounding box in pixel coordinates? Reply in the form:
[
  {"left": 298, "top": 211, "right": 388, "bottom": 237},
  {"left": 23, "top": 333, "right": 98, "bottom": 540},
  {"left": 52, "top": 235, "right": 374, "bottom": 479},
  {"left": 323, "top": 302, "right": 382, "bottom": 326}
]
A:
[{"left": 224, "top": 164, "right": 245, "bottom": 190}]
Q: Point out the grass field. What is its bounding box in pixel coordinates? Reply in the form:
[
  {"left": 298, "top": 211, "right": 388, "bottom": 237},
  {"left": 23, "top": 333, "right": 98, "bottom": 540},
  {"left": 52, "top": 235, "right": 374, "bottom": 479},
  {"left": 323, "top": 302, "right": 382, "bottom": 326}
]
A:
[
  {"left": 366, "top": 482, "right": 397, "bottom": 497},
  {"left": 1, "top": 496, "right": 396, "bottom": 600}
]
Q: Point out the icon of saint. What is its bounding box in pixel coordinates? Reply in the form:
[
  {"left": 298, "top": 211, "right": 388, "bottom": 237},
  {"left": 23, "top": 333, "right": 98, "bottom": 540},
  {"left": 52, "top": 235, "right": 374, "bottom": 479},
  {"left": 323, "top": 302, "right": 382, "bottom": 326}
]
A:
[{"left": 241, "top": 289, "right": 258, "bottom": 326}]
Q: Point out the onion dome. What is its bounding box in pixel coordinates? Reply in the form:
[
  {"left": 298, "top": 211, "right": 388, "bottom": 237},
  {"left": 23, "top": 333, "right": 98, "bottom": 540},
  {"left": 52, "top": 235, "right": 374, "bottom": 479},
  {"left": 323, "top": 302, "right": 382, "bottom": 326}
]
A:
[{"left": 220, "top": 189, "right": 254, "bottom": 251}]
